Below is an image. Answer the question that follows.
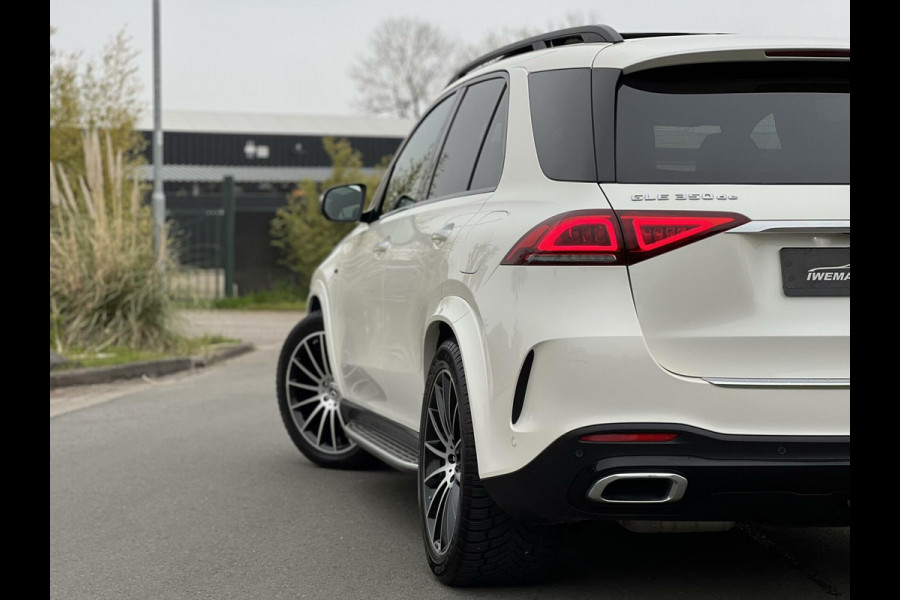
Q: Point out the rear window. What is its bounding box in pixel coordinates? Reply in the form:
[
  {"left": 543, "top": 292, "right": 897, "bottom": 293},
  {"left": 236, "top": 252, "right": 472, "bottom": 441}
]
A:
[{"left": 615, "top": 62, "right": 850, "bottom": 184}]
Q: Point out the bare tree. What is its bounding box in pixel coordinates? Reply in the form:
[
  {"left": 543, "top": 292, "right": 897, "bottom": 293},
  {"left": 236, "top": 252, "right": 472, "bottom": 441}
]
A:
[
  {"left": 350, "top": 18, "right": 456, "bottom": 119},
  {"left": 457, "top": 25, "right": 535, "bottom": 67},
  {"left": 548, "top": 9, "right": 602, "bottom": 32}
]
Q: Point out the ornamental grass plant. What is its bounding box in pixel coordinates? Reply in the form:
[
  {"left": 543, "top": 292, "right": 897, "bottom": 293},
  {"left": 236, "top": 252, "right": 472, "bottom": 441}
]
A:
[{"left": 50, "top": 131, "right": 178, "bottom": 353}]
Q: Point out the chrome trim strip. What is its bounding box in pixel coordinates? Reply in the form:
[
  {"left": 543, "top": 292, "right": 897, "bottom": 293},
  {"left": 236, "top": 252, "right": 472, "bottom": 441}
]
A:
[
  {"left": 343, "top": 422, "right": 419, "bottom": 472},
  {"left": 728, "top": 220, "right": 850, "bottom": 234},
  {"left": 587, "top": 473, "right": 688, "bottom": 504},
  {"left": 703, "top": 377, "right": 850, "bottom": 388}
]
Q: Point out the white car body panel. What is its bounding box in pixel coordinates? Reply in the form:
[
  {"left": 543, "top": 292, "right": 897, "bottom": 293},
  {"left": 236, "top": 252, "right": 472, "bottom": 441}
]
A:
[
  {"left": 602, "top": 184, "right": 850, "bottom": 380},
  {"left": 374, "top": 192, "right": 491, "bottom": 430},
  {"left": 320, "top": 221, "right": 391, "bottom": 410}
]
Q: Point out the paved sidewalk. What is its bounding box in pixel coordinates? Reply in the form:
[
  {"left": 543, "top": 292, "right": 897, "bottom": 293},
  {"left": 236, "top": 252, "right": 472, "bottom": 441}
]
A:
[
  {"left": 177, "top": 309, "right": 305, "bottom": 351},
  {"left": 50, "top": 310, "right": 305, "bottom": 418}
]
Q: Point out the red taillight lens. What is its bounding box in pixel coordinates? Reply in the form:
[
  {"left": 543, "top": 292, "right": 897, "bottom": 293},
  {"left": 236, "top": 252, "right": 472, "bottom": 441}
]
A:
[
  {"left": 631, "top": 216, "right": 730, "bottom": 251},
  {"left": 579, "top": 433, "right": 679, "bottom": 443},
  {"left": 502, "top": 211, "right": 622, "bottom": 265},
  {"left": 618, "top": 211, "right": 748, "bottom": 263},
  {"left": 537, "top": 215, "right": 618, "bottom": 252},
  {"left": 502, "top": 210, "right": 748, "bottom": 266}
]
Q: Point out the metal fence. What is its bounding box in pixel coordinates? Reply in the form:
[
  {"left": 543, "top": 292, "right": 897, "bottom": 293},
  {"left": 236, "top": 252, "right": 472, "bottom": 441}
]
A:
[
  {"left": 168, "top": 206, "right": 227, "bottom": 301},
  {"left": 165, "top": 177, "right": 295, "bottom": 301}
]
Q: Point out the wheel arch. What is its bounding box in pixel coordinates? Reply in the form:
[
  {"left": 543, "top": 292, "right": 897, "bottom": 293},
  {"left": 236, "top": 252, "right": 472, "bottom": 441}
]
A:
[
  {"left": 306, "top": 279, "right": 345, "bottom": 393},
  {"left": 423, "top": 296, "right": 496, "bottom": 478},
  {"left": 422, "top": 321, "right": 455, "bottom": 384}
]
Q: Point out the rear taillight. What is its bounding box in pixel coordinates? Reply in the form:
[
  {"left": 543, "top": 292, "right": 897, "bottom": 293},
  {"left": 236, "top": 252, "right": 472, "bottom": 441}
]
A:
[
  {"left": 618, "top": 211, "right": 748, "bottom": 263},
  {"left": 502, "top": 211, "right": 621, "bottom": 265},
  {"left": 501, "top": 210, "right": 748, "bottom": 266}
]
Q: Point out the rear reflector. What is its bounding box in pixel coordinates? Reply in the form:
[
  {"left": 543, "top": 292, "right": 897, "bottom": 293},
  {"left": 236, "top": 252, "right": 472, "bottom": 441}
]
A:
[
  {"left": 580, "top": 433, "right": 679, "bottom": 443},
  {"left": 502, "top": 210, "right": 748, "bottom": 265},
  {"left": 765, "top": 50, "right": 850, "bottom": 59}
]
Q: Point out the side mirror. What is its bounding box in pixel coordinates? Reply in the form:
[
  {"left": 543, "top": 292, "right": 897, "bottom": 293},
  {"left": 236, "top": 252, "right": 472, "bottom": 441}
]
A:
[{"left": 320, "top": 184, "right": 366, "bottom": 222}]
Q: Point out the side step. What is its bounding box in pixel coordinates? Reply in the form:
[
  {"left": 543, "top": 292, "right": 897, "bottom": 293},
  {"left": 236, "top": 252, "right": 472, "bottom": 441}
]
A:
[{"left": 344, "top": 420, "right": 419, "bottom": 471}]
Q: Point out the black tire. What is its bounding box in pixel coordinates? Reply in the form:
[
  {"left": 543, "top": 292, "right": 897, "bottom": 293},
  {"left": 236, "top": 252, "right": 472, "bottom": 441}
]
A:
[
  {"left": 418, "top": 339, "right": 559, "bottom": 586},
  {"left": 276, "top": 311, "right": 372, "bottom": 469}
]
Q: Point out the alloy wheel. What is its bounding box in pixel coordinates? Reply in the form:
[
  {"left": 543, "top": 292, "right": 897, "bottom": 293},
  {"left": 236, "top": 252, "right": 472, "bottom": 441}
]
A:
[
  {"left": 421, "top": 369, "right": 462, "bottom": 556},
  {"left": 284, "top": 331, "right": 354, "bottom": 454}
]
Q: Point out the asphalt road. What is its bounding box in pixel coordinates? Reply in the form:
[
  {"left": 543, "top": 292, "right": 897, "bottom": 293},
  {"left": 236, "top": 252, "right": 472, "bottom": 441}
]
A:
[{"left": 50, "top": 311, "right": 850, "bottom": 599}]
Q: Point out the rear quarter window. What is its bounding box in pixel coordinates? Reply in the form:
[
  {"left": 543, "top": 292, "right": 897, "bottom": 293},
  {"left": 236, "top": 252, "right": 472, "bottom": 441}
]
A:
[{"left": 528, "top": 69, "right": 596, "bottom": 182}]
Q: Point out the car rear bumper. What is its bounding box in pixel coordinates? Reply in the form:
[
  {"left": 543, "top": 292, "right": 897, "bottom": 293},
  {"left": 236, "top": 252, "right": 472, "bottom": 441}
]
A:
[
  {"left": 480, "top": 424, "right": 850, "bottom": 526},
  {"left": 470, "top": 267, "right": 849, "bottom": 479}
]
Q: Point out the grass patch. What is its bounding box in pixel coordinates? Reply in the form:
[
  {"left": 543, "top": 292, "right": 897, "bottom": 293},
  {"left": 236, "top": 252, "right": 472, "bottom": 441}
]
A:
[
  {"left": 56, "top": 334, "right": 241, "bottom": 369},
  {"left": 181, "top": 334, "right": 241, "bottom": 352},
  {"left": 211, "top": 296, "right": 307, "bottom": 311},
  {"left": 209, "top": 287, "right": 307, "bottom": 311},
  {"left": 173, "top": 281, "right": 307, "bottom": 311},
  {"left": 64, "top": 346, "right": 171, "bottom": 368}
]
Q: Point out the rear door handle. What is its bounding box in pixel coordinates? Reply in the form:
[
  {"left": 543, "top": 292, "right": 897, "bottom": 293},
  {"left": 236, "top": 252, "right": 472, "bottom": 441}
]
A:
[
  {"left": 431, "top": 224, "right": 454, "bottom": 247},
  {"left": 373, "top": 239, "right": 391, "bottom": 254}
]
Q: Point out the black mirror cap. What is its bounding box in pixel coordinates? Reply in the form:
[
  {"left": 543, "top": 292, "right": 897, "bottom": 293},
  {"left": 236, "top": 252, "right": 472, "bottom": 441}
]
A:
[{"left": 320, "top": 184, "right": 367, "bottom": 222}]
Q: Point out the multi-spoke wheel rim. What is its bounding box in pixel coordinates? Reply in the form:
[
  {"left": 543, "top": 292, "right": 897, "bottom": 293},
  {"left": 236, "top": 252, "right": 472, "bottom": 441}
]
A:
[
  {"left": 285, "top": 331, "right": 355, "bottom": 454},
  {"left": 421, "top": 369, "right": 462, "bottom": 556}
]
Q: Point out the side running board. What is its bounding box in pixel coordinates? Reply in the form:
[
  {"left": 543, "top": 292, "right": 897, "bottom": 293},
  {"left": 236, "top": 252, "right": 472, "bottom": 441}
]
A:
[{"left": 342, "top": 402, "right": 419, "bottom": 471}]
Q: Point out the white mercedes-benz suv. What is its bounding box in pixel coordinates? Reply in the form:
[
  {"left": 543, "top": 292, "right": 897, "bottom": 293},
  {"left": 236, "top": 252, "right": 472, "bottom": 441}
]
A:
[{"left": 276, "top": 26, "right": 850, "bottom": 585}]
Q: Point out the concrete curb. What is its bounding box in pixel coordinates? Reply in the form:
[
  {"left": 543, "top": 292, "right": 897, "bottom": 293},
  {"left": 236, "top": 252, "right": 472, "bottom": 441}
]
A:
[{"left": 49, "top": 343, "right": 255, "bottom": 389}]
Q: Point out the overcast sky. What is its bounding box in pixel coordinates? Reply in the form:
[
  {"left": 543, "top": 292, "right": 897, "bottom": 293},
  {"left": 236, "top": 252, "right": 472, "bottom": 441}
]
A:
[{"left": 49, "top": 0, "right": 849, "bottom": 117}]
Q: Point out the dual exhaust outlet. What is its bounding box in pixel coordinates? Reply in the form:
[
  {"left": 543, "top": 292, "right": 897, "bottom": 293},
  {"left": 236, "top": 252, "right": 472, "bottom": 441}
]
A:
[
  {"left": 587, "top": 473, "right": 737, "bottom": 534},
  {"left": 587, "top": 472, "right": 688, "bottom": 504}
]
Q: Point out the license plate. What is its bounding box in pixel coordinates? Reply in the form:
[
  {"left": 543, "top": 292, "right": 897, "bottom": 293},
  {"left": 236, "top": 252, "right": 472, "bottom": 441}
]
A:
[{"left": 780, "top": 248, "right": 850, "bottom": 297}]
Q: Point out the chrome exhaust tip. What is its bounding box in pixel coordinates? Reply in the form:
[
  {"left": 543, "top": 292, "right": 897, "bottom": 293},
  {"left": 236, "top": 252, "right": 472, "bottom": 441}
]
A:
[{"left": 586, "top": 472, "right": 688, "bottom": 504}]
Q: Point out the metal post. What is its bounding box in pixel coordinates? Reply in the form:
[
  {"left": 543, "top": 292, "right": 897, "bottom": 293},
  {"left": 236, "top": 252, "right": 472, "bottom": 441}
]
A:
[
  {"left": 223, "top": 176, "right": 236, "bottom": 298},
  {"left": 151, "top": 0, "right": 165, "bottom": 267}
]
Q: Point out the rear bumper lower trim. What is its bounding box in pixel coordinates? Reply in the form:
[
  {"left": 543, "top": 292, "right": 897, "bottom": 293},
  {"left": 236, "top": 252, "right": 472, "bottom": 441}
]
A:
[{"left": 480, "top": 423, "right": 850, "bottom": 525}]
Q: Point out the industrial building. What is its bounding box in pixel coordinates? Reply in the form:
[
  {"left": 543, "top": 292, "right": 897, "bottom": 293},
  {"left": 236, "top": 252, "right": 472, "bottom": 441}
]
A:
[{"left": 135, "top": 110, "right": 412, "bottom": 295}]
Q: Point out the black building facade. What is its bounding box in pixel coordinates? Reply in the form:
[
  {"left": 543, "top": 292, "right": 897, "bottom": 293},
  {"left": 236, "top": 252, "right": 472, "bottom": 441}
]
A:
[{"left": 137, "top": 111, "right": 411, "bottom": 296}]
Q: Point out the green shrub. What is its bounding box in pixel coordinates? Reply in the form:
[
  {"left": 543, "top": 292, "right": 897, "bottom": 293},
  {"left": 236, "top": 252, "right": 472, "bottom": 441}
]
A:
[
  {"left": 50, "top": 131, "right": 177, "bottom": 352},
  {"left": 270, "top": 137, "right": 387, "bottom": 295}
]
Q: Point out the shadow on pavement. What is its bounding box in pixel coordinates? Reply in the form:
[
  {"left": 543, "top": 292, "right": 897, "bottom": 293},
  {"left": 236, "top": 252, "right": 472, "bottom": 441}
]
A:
[{"left": 345, "top": 462, "right": 850, "bottom": 598}]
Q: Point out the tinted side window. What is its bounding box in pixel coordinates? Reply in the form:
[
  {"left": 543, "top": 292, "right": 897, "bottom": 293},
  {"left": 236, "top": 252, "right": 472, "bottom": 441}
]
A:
[
  {"left": 470, "top": 87, "right": 509, "bottom": 191},
  {"left": 428, "top": 79, "right": 506, "bottom": 199},
  {"left": 383, "top": 94, "right": 456, "bottom": 212},
  {"left": 528, "top": 68, "right": 596, "bottom": 182}
]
